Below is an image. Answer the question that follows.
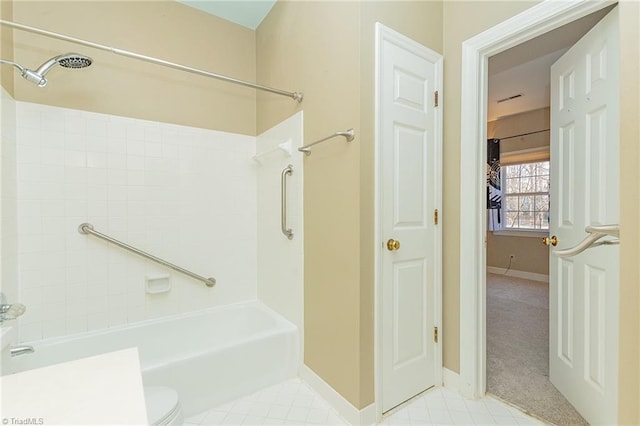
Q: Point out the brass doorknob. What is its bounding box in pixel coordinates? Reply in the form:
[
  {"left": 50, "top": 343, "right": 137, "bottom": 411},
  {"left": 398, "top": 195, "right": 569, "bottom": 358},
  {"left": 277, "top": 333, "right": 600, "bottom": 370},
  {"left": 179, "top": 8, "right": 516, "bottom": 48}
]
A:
[
  {"left": 542, "top": 235, "right": 558, "bottom": 247},
  {"left": 387, "top": 239, "right": 400, "bottom": 251}
]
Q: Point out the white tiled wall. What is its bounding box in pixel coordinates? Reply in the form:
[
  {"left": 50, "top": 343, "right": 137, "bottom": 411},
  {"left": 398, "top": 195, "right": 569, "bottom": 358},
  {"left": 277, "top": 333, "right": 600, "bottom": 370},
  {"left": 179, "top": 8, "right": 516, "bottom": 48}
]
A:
[
  {"left": 1, "top": 86, "right": 19, "bottom": 305},
  {"left": 256, "top": 111, "right": 304, "bottom": 332},
  {"left": 14, "top": 102, "right": 258, "bottom": 342}
]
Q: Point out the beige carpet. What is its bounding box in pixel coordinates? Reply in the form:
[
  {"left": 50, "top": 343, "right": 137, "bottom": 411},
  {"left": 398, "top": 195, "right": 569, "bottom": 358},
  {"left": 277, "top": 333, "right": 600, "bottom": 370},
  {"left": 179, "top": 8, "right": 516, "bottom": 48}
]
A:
[{"left": 486, "top": 273, "right": 588, "bottom": 426}]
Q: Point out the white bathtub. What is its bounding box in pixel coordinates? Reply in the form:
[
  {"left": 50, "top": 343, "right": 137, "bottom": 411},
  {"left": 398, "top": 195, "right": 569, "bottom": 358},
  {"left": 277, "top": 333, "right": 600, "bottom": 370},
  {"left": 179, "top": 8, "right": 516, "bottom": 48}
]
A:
[{"left": 9, "top": 301, "right": 300, "bottom": 416}]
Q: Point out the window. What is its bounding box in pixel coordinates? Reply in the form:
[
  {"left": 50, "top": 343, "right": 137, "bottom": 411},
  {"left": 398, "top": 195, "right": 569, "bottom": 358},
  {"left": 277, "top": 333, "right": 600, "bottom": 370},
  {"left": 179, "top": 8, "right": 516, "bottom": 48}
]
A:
[{"left": 503, "top": 161, "right": 549, "bottom": 230}]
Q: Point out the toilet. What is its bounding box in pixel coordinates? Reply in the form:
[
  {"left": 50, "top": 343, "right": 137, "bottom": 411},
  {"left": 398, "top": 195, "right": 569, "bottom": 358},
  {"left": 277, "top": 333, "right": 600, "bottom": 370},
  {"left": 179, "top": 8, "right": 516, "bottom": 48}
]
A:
[{"left": 144, "top": 386, "right": 184, "bottom": 426}]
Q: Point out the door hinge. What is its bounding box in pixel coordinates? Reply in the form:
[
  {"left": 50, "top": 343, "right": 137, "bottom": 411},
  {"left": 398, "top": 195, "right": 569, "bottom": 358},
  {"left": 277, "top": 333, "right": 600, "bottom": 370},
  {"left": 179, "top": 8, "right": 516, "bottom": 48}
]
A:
[
  {"left": 434, "top": 209, "right": 438, "bottom": 225},
  {"left": 434, "top": 326, "right": 438, "bottom": 343},
  {"left": 434, "top": 90, "right": 439, "bottom": 107}
]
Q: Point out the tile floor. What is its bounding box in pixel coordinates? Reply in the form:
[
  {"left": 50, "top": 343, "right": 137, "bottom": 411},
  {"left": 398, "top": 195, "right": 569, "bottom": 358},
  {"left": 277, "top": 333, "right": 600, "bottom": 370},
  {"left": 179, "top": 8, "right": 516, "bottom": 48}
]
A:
[
  {"left": 184, "top": 379, "right": 345, "bottom": 425},
  {"left": 185, "top": 378, "right": 546, "bottom": 425}
]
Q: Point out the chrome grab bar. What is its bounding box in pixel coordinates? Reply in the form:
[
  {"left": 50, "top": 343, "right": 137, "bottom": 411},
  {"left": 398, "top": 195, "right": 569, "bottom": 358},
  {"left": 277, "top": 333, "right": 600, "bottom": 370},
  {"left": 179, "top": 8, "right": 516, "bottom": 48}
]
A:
[
  {"left": 281, "top": 165, "right": 294, "bottom": 240},
  {"left": 298, "top": 128, "right": 355, "bottom": 156},
  {"left": 553, "top": 224, "right": 620, "bottom": 258},
  {"left": 78, "top": 223, "right": 216, "bottom": 287}
]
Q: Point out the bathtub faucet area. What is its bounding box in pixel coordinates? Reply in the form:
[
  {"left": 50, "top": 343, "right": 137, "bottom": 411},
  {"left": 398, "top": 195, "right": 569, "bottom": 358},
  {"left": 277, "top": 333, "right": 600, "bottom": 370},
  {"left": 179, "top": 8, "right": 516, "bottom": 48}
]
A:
[
  {"left": 0, "top": 293, "right": 26, "bottom": 324},
  {"left": 10, "top": 345, "right": 34, "bottom": 357}
]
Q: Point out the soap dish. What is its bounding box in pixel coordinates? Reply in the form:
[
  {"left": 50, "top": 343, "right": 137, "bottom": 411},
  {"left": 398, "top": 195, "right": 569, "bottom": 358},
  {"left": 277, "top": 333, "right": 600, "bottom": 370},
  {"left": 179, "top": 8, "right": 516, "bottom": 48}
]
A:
[{"left": 145, "top": 275, "right": 171, "bottom": 294}]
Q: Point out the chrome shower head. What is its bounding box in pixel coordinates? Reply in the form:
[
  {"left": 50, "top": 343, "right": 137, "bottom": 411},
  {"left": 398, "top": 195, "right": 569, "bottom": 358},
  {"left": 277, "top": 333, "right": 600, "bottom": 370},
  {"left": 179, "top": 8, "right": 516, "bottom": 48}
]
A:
[
  {"left": 0, "top": 53, "right": 93, "bottom": 87},
  {"left": 50, "top": 53, "right": 93, "bottom": 70},
  {"left": 31, "top": 53, "right": 93, "bottom": 86}
]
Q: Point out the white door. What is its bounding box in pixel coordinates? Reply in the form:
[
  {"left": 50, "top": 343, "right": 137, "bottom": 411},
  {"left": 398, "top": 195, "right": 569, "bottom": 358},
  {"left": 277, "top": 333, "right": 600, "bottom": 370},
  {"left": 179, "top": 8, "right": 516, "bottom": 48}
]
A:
[
  {"left": 549, "top": 7, "right": 619, "bottom": 425},
  {"left": 376, "top": 23, "right": 442, "bottom": 413}
]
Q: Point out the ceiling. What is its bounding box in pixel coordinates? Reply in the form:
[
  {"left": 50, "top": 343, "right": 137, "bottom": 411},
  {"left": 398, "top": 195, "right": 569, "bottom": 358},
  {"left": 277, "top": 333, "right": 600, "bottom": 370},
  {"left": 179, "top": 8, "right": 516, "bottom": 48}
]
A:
[
  {"left": 487, "top": 48, "right": 566, "bottom": 122},
  {"left": 487, "top": 6, "right": 614, "bottom": 121},
  {"left": 177, "top": 0, "right": 276, "bottom": 30}
]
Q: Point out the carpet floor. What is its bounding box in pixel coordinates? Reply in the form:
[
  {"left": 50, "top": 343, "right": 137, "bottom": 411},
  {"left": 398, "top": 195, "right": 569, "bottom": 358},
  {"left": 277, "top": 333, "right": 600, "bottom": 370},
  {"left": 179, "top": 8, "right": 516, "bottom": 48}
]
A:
[{"left": 486, "top": 273, "right": 588, "bottom": 425}]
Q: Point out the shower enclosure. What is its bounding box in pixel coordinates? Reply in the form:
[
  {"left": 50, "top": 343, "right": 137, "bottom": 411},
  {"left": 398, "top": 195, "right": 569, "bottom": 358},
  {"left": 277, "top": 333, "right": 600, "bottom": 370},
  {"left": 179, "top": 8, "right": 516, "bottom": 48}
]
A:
[{"left": 0, "top": 7, "right": 304, "bottom": 420}]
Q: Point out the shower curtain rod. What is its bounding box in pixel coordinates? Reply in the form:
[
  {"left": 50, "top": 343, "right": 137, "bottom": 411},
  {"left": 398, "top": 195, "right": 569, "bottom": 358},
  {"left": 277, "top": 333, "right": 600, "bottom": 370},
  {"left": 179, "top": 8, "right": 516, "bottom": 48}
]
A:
[
  {"left": 497, "top": 128, "right": 550, "bottom": 140},
  {"left": 0, "top": 19, "right": 304, "bottom": 102}
]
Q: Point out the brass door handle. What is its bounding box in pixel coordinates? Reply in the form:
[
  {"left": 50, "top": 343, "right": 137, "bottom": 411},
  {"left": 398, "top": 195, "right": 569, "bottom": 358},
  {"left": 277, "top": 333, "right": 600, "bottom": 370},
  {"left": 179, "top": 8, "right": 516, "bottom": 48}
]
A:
[
  {"left": 542, "top": 235, "right": 558, "bottom": 247},
  {"left": 387, "top": 239, "right": 400, "bottom": 251}
]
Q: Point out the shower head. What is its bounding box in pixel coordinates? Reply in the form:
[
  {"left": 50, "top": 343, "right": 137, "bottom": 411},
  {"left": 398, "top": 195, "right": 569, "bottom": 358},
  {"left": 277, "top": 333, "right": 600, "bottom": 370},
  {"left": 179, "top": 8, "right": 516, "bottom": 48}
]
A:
[
  {"left": 0, "top": 53, "right": 92, "bottom": 87},
  {"left": 31, "top": 53, "right": 93, "bottom": 87},
  {"left": 56, "top": 54, "right": 93, "bottom": 69}
]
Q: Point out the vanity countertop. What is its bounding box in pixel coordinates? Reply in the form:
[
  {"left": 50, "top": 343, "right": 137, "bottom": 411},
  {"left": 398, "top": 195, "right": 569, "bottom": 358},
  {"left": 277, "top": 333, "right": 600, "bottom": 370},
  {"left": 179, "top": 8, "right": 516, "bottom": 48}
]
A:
[{"left": 0, "top": 347, "right": 148, "bottom": 425}]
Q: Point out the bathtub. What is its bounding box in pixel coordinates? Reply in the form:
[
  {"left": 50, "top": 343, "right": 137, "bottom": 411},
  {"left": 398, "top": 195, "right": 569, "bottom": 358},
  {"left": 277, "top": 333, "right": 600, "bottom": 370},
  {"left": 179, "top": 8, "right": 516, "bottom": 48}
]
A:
[{"left": 9, "top": 301, "right": 300, "bottom": 416}]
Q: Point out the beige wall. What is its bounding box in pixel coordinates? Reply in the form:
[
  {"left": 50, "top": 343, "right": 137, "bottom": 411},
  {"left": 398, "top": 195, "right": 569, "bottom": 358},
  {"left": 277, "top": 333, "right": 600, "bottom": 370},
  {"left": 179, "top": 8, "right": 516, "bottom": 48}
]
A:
[
  {"left": 257, "top": 1, "right": 362, "bottom": 406},
  {"left": 486, "top": 107, "right": 550, "bottom": 276},
  {"left": 486, "top": 232, "right": 549, "bottom": 274},
  {"left": 617, "top": 1, "right": 640, "bottom": 423},
  {"left": 8, "top": 1, "right": 256, "bottom": 135},
  {"left": 488, "top": 107, "right": 550, "bottom": 153},
  {"left": 257, "top": 0, "right": 442, "bottom": 409}
]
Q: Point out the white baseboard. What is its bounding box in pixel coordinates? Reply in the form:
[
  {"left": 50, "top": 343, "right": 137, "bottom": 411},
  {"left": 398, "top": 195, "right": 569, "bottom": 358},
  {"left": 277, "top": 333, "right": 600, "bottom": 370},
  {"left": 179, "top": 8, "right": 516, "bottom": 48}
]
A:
[
  {"left": 487, "top": 266, "right": 549, "bottom": 283},
  {"left": 442, "top": 368, "right": 460, "bottom": 393},
  {"left": 300, "top": 364, "right": 376, "bottom": 425}
]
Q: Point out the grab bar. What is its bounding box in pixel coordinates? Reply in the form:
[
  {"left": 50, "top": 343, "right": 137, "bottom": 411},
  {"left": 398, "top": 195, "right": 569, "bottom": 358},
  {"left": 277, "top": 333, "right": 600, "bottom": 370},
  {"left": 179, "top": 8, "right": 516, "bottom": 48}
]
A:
[
  {"left": 553, "top": 224, "right": 620, "bottom": 258},
  {"left": 78, "top": 223, "right": 216, "bottom": 287},
  {"left": 281, "top": 165, "right": 294, "bottom": 240},
  {"left": 298, "top": 128, "right": 355, "bottom": 156}
]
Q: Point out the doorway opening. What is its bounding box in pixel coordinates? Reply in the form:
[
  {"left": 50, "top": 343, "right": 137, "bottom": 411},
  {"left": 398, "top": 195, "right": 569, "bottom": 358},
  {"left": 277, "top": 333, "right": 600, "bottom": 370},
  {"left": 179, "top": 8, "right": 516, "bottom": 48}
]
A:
[
  {"left": 460, "top": 1, "right": 619, "bottom": 425},
  {"left": 483, "top": 8, "right": 612, "bottom": 423}
]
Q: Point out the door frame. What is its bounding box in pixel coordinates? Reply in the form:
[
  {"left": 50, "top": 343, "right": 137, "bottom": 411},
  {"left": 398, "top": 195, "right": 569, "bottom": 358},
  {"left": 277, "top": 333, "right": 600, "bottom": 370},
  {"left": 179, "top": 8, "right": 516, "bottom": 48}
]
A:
[
  {"left": 374, "top": 22, "right": 443, "bottom": 420},
  {"left": 458, "top": 0, "right": 617, "bottom": 400}
]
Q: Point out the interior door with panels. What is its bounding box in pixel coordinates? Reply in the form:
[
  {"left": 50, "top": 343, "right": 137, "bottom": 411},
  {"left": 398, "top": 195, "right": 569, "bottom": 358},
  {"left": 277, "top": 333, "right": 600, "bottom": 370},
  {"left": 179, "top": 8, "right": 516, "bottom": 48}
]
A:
[
  {"left": 376, "top": 23, "right": 443, "bottom": 413},
  {"left": 549, "top": 7, "right": 619, "bottom": 425}
]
